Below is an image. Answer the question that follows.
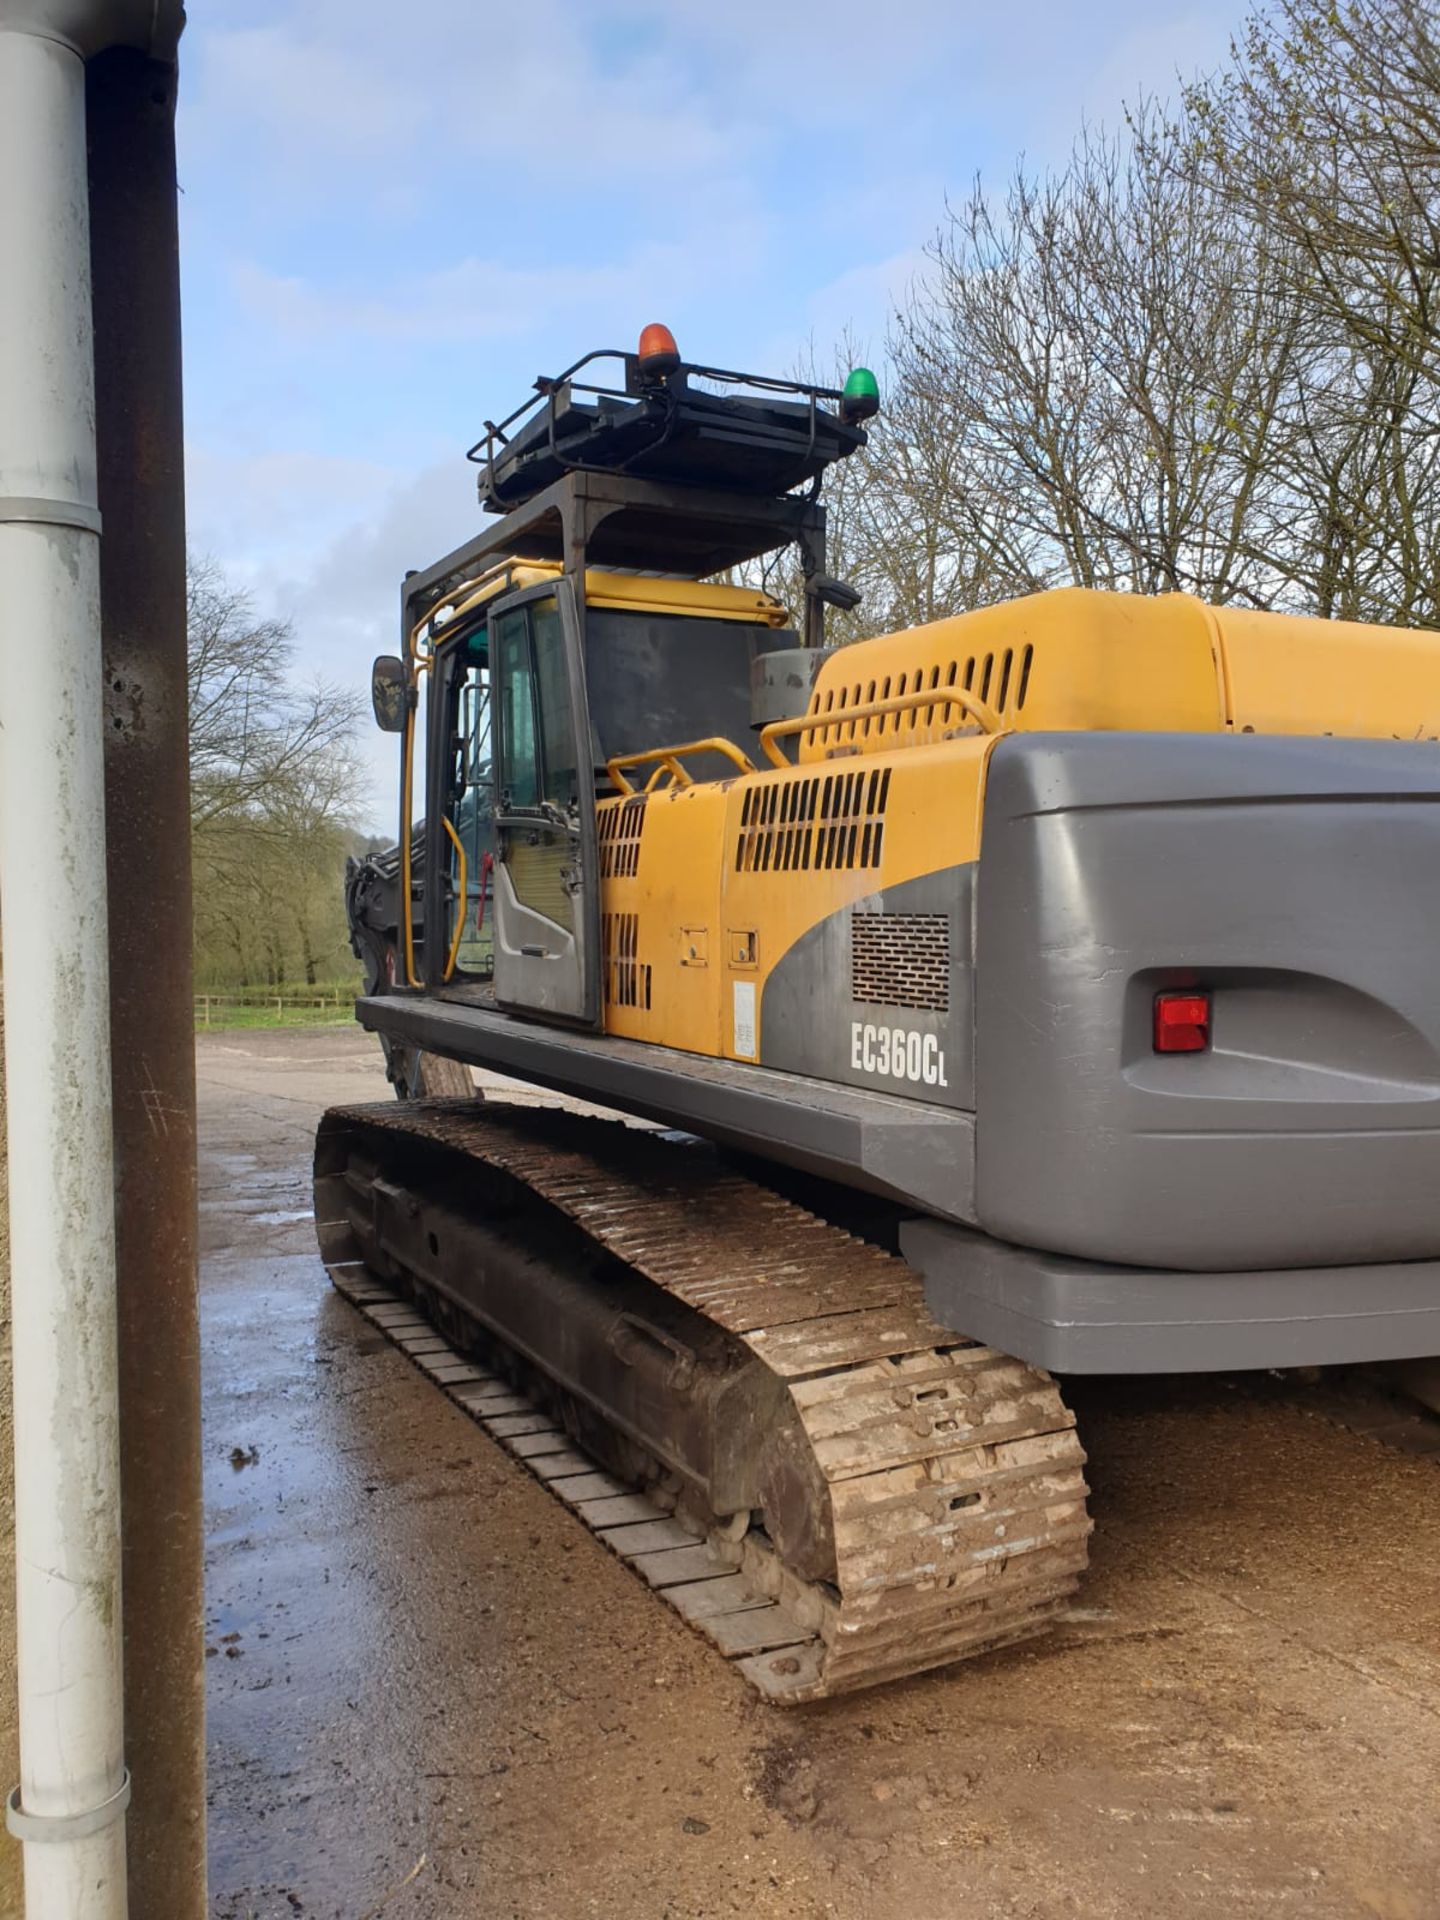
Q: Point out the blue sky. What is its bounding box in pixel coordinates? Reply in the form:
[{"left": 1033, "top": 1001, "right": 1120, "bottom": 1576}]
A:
[{"left": 177, "top": 0, "right": 1241, "bottom": 828}]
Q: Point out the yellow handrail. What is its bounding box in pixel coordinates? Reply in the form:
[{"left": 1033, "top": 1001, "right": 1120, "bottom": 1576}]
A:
[
  {"left": 408, "top": 561, "right": 538, "bottom": 665},
  {"left": 759, "top": 687, "right": 1002, "bottom": 770},
  {"left": 440, "top": 816, "right": 468, "bottom": 981},
  {"left": 606, "top": 736, "right": 757, "bottom": 797},
  {"left": 400, "top": 690, "right": 423, "bottom": 986}
]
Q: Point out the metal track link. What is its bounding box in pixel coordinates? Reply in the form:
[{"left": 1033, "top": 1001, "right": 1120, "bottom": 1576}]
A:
[{"left": 314, "top": 1098, "right": 1092, "bottom": 1702}]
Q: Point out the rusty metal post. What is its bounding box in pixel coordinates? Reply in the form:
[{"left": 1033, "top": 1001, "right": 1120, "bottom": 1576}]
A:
[{"left": 87, "top": 44, "right": 206, "bottom": 1919}]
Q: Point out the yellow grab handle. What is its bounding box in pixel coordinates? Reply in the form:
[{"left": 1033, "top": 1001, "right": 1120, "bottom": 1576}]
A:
[
  {"left": 759, "top": 688, "right": 1002, "bottom": 769},
  {"left": 440, "top": 816, "right": 468, "bottom": 982},
  {"left": 606, "top": 736, "right": 756, "bottom": 797}
]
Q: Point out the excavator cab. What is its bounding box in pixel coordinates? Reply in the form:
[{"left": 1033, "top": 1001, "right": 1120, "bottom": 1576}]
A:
[{"left": 376, "top": 337, "right": 852, "bottom": 1037}]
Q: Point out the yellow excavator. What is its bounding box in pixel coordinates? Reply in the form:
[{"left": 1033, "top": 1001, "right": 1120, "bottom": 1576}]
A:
[{"left": 314, "top": 328, "right": 1440, "bottom": 1701}]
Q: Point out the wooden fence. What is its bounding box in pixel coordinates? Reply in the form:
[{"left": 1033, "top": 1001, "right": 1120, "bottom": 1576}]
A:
[{"left": 194, "top": 990, "right": 352, "bottom": 1025}]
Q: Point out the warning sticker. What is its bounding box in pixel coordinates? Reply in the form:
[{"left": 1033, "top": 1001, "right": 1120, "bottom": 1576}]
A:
[{"left": 732, "top": 980, "right": 757, "bottom": 1059}]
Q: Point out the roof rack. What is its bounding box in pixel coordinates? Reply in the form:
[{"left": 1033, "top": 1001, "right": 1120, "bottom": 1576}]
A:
[{"left": 466, "top": 347, "right": 866, "bottom": 514}]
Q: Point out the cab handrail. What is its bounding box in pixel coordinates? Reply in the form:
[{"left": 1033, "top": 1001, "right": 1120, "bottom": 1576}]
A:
[
  {"left": 440, "top": 816, "right": 468, "bottom": 982},
  {"left": 606, "top": 737, "right": 757, "bottom": 797},
  {"left": 759, "top": 687, "right": 1002, "bottom": 769}
]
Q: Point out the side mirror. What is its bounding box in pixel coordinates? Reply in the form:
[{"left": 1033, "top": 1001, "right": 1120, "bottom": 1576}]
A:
[
  {"left": 805, "top": 573, "right": 863, "bottom": 614},
  {"left": 371, "top": 655, "right": 409, "bottom": 733}
]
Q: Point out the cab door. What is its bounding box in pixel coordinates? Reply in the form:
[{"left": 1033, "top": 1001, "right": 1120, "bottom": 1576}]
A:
[{"left": 489, "top": 577, "right": 601, "bottom": 1026}]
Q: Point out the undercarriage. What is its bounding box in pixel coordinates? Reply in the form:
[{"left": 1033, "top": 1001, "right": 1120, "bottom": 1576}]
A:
[{"left": 314, "top": 1098, "right": 1092, "bottom": 1701}]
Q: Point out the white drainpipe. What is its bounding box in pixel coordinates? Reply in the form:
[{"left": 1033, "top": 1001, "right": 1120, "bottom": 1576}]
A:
[{"left": 0, "top": 4, "right": 181, "bottom": 1913}]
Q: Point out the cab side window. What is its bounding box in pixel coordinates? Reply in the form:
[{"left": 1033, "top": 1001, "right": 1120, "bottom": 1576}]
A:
[
  {"left": 447, "top": 641, "right": 494, "bottom": 976},
  {"left": 533, "top": 599, "right": 580, "bottom": 811},
  {"left": 494, "top": 607, "right": 540, "bottom": 810}
]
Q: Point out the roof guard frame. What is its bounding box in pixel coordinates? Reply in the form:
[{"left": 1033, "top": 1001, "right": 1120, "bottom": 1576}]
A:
[{"left": 401, "top": 468, "right": 830, "bottom": 650}]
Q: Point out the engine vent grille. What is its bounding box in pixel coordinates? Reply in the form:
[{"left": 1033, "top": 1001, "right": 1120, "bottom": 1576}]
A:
[
  {"left": 813, "top": 642, "right": 1035, "bottom": 747},
  {"left": 851, "top": 911, "right": 950, "bottom": 1012},
  {"left": 597, "top": 796, "right": 647, "bottom": 879},
  {"left": 602, "top": 911, "right": 651, "bottom": 1010},
  {"left": 735, "top": 767, "right": 891, "bottom": 873}
]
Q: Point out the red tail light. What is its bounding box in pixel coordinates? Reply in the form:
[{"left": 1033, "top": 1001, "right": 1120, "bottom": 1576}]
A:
[{"left": 1154, "top": 990, "right": 1210, "bottom": 1053}]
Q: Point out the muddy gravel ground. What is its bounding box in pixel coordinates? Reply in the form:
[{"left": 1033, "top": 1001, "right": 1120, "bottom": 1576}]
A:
[{"left": 200, "top": 1028, "right": 1440, "bottom": 1920}]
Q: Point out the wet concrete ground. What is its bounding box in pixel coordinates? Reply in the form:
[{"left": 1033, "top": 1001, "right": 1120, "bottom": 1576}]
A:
[{"left": 201, "top": 1028, "right": 1440, "bottom": 1920}]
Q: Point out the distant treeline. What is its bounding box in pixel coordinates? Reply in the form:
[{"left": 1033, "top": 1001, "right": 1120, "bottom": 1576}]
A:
[{"left": 188, "top": 554, "right": 377, "bottom": 993}]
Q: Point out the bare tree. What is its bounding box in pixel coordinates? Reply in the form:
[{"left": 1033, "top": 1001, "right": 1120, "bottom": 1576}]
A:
[
  {"left": 187, "top": 555, "right": 364, "bottom": 989},
  {"left": 1185, "top": 0, "right": 1440, "bottom": 379},
  {"left": 740, "top": 336, "right": 1043, "bottom": 645},
  {"left": 188, "top": 555, "right": 362, "bottom": 836},
  {"left": 807, "top": 2, "right": 1439, "bottom": 639},
  {"left": 1174, "top": 0, "right": 1440, "bottom": 623},
  {"left": 891, "top": 109, "right": 1309, "bottom": 614}
]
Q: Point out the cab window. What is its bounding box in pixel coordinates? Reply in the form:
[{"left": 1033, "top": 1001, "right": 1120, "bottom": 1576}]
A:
[
  {"left": 533, "top": 598, "right": 580, "bottom": 811},
  {"left": 494, "top": 607, "right": 541, "bottom": 810},
  {"left": 447, "top": 636, "right": 493, "bottom": 975},
  {"left": 495, "top": 597, "right": 580, "bottom": 811}
]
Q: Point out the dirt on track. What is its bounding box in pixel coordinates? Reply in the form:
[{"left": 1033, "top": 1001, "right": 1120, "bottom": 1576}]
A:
[{"left": 200, "top": 1027, "right": 1440, "bottom": 1920}]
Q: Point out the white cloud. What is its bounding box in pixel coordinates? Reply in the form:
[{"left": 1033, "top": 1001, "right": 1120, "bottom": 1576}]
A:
[
  {"left": 280, "top": 459, "right": 477, "bottom": 648},
  {"left": 183, "top": 0, "right": 748, "bottom": 214},
  {"left": 186, "top": 446, "right": 403, "bottom": 581},
  {"left": 227, "top": 215, "right": 770, "bottom": 348},
  {"left": 801, "top": 248, "right": 931, "bottom": 354},
  {"left": 1074, "top": 10, "right": 1235, "bottom": 125},
  {"left": 187, "top": 454, "right": 481, "bottom": 831}
]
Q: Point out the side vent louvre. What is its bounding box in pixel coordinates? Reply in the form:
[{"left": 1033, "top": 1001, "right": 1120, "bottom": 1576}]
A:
[
  {"left": 813, "top": 641, "right": 1036, "bottom": 745},
  {"left": 852, "top": 911, "right": 950, "bottom": 1012},
  {"left": 602, "top": 911, "right": 651, "bottom": 1010},
  {"left": 734, "top": 767, "right": 891, "bottom": 873},
  {"left": 597, "top": 796, "right": 647, "bottom": 878}
]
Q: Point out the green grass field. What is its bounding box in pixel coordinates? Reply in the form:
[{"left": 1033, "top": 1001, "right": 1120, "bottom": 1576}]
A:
[
  {"left": 194, "top": 987, "right": 359, "bottom": 1033},
  {"left": 196, "top": 1006, "right": 355, "bottom": 1033}
]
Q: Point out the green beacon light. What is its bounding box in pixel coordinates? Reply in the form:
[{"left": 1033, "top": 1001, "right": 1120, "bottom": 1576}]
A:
[{"left": 840, "top": 365, "right": 880, "bottom": 425}]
